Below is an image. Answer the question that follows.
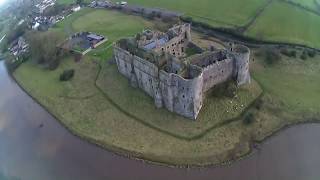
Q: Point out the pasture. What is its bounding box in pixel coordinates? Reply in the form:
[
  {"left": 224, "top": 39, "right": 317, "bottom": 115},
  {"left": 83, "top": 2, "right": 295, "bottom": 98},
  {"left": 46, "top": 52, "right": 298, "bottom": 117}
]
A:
[
  {"left": 245, "top": 1, "right": 320, "bottom": 48},
  {"left": 112, "top": 0, "right": 269, "bottom": 28}
]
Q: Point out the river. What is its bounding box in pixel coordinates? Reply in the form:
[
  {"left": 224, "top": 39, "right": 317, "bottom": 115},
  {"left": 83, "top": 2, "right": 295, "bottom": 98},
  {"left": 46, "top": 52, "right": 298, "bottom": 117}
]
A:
[{"left": 0, "top": 61, "right": 319, "bottom": 180}]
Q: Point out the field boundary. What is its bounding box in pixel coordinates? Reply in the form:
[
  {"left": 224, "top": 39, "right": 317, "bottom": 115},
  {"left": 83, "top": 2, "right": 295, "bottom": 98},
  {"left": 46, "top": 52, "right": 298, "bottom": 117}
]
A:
[
  {"left": 239, "top": 0, "right": 274, "bottom": 32},
  {"left": 279, "top": 0, "right": 320, "bottom": 17}
]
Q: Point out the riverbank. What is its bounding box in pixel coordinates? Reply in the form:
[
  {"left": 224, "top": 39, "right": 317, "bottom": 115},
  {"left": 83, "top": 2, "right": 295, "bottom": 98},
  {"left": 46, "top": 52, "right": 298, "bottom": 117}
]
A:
[
  {"left": 12, "top": 8, "right": 320, "bottom": 166},
  {"left": 2, "top": 58, "right": 320, "bottom": 179}
]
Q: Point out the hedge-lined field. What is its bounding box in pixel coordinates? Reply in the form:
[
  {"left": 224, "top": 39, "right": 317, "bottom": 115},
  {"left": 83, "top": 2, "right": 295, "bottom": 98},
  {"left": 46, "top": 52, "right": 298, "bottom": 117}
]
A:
[
  {"left": 112, "top": 0, "right": 268, "bottom": 28},
  {"left": 287, "top": 0, "right": 320, "bottom": 11},
  {"left": 245, "top": 1, "right": 320, "bottom": 48}
]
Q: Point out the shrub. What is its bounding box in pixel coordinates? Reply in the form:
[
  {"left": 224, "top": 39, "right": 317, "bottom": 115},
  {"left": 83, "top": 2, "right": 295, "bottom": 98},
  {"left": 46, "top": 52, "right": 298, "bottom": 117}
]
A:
[
  {"left": 243, "top": 112, "right": 254, "bottom": 125},
  {"left": 181, "top": 16, "right": 193, "bottom": 23},
  {"left": 307, "top": 50, "right": 316, "bottom": 58},
  {"left": 225, "top": 81, "right": 238, "bottom": 98},
  {"left": 211, "top": 81, "right": 238, "bottom": 98},
  {"left": 300, "top": 50, "right": 308, "bottom": 60},
  {"left": 280, "top": 48, "right": 297, "bottom": 58},
  {"left": 255, "top": 99, "right": 263, "bottom": 110},
  {"left": 60, "top": 69, "right": 75, "bottom": 81},
  {"left": 264, "top": 48, "right": 281, "bottom": 65},
  {"left": 289, "top": 50, "right": 297, "bottom": 58}
]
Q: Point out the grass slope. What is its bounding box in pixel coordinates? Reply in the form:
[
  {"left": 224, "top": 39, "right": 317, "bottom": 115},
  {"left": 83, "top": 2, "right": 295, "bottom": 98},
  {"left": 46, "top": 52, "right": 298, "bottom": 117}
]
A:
[
  {"left": 96, "top": 62, "right": 261, "bottom": 138},
  {"left": 245, "top": 1, "right": 320, "bottom": 48}
]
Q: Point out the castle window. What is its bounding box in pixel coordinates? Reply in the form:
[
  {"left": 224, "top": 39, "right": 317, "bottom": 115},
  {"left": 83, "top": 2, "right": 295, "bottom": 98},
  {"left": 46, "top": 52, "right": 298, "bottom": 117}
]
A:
[
  {"left": 173, "top": 52, "right": 176, "bottom": 56},
  {"left": 182, "top": 95, "right": 185, "bottom": 98},
  {"left": 162, "top": 48, "right": 164, "bottom": 51},
  {"left": 184, "top": 105, "right": 186, "bottom": 109},
  {"left": 181, "top": 47, "right": 184, "bottom": 52}
]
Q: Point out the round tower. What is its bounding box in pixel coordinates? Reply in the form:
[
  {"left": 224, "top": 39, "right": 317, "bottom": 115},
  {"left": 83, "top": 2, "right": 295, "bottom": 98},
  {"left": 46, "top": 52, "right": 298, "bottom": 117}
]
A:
[{"left": 232, "top": 44, "right": 251, "bottom": 85}]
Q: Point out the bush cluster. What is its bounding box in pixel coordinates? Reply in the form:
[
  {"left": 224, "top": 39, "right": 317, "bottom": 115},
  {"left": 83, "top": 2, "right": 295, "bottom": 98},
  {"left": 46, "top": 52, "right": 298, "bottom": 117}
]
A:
[
  {"left": 280, "top": 48, "right": 296, "bottom": 58},
  {"left": 60, "top": 69, "right": 75, "bottom": 81},
  {"left": 243, "top": 112, "right": 254, "bottom": 125},
  {"left": 264, "top": 48, "right": 281, "bottom": 65}
]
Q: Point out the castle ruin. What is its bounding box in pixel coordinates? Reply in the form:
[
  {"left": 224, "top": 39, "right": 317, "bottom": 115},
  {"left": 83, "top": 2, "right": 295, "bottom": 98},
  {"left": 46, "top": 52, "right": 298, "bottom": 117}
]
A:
[{"left": 113, "top": 24, "right": 251, "bottom": 120}]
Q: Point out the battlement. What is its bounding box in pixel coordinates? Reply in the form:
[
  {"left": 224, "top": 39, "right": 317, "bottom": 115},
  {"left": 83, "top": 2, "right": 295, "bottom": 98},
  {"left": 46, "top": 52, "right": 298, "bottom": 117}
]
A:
[{"left": 113, "top": 24, "right": 251, "bottom": 119}]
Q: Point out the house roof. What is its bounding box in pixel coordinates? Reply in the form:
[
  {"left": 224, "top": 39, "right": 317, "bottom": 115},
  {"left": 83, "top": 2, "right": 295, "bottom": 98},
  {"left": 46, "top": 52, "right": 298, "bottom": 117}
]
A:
[
  {"left": 144, "top": 37, "right": 168, "bottom": 50},
  {"left": 87, "top": 34, "right": 104, "bottom": 40}
]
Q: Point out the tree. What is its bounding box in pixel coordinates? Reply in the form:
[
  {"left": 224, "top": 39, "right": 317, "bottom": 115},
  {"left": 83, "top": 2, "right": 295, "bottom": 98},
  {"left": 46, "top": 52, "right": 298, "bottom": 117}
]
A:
[
  {"left": 60, "top": 69, "right": 75, "bottom": 81},
  {"left": 76, "top": 0, "right": 84, "bottom": 5},
  {"left": 243, "top": 112, "right": 254, "bottom": 125},
  {"left": 26, "top": 31, "right": 64, "bottom": 70}
]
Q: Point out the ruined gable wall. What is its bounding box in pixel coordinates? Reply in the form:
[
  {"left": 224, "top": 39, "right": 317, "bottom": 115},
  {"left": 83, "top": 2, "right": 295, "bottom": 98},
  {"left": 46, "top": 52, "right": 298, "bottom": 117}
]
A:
[{"left": 154, "top": 24, "right": 191, "bottom": 58}]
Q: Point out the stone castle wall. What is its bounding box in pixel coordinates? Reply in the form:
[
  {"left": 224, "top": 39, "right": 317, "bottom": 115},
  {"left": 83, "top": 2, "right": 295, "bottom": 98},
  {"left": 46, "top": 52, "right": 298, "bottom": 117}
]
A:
[
  {"left": 113, "top": 24, "right": 251, "bottom": 120},
  {"left": 114, "top": 45, "right": 203, "bottom": 119}
]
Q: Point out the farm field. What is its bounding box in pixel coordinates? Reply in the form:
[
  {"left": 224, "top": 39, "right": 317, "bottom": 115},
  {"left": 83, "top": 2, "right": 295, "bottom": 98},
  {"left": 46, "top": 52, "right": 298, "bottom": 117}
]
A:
[
  {"left": 111, "top": 0, "right": 269, "bottom": 28},
  {"left": 245, "top": 1, "right": 320, "bottom": 48},
  {"left": 287, "top": 0, "right": 320, "bottom": 11},
  {"left": 107, "top": 0, "right": 320, "bottom": 49},
  {"left": 13, "top": 8, "right": 320, "bottom": 165}
]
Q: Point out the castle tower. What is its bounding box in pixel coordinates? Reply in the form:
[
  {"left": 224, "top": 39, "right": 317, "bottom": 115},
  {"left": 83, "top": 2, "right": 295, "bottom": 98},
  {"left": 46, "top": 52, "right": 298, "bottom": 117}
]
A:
[{"left": 232, "top": 45, "right": 251, "bottom": 85}]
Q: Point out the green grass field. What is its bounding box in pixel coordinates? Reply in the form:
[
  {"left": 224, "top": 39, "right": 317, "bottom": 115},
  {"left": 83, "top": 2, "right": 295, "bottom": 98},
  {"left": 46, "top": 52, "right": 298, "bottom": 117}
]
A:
[
  {"left": 108, "top": 0, "right": 320, "bottom": 49},
  {"left": 252, "top": 52, "right": 320, "bottom": 114},
  {"left": 245, "top": 1, "right": 320, "bottom": 48},
  {"left": 112, "top": 0, "right": 268, "bottom": 28}
]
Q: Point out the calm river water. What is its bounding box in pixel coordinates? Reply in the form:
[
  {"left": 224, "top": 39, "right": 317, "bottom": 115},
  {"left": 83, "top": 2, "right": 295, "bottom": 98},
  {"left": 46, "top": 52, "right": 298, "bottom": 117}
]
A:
[{"left": 0, "top": 61, "right": 319, "bottom": 180}]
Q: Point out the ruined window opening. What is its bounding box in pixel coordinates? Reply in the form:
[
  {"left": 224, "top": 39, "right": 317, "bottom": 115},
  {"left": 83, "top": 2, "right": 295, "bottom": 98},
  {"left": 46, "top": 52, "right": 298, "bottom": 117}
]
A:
[
  {"left": 183, "top": 95, "right": 185, "bottom": 98},
  {"left": 181, "top": 47, "right": 184, "bottom": 52}
]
